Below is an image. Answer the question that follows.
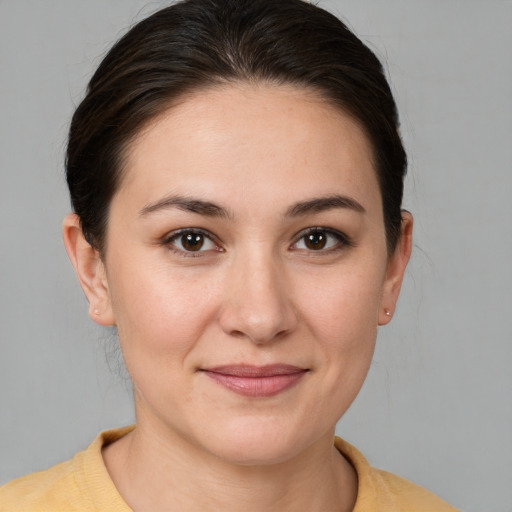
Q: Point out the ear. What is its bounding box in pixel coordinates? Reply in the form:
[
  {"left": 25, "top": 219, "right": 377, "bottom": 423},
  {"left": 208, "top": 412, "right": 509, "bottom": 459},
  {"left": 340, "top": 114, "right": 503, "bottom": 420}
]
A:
[
  {"left": 378, "top": 211, "right": 413, "bottom": 326},
  {"left": 62, "top": 213, "right": 115, "bottom": 326}
]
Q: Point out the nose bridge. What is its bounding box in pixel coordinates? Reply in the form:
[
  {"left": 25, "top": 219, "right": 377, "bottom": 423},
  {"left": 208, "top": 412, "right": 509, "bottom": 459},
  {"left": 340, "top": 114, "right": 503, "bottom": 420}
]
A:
[{"left": 219, "top": 243, "right": 297, "bottom": 344}]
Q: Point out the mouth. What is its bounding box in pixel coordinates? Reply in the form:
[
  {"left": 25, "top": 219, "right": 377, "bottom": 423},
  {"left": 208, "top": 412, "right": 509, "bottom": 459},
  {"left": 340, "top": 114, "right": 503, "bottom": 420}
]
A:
[{"left": 200, "top": 364, "right": 309, "bottom": 398}]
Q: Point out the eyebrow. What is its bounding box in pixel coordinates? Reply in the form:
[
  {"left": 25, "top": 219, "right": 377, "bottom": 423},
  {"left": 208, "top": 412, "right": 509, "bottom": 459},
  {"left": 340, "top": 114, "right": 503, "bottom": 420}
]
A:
[
  {"left": 139, "top": 193, "right": 365, "bottom": 219},
  {"left": 139, "top": 195, "right": 233, "bottom": 219},
  {"left": 285, "top": 195, "right": 366, "bottom": 217}
]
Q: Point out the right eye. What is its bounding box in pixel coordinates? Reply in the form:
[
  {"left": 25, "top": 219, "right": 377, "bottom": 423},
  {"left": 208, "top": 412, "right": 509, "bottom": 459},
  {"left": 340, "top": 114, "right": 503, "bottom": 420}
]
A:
[{"left": 165, "top": 229, "right": 221, "bottom": 255}]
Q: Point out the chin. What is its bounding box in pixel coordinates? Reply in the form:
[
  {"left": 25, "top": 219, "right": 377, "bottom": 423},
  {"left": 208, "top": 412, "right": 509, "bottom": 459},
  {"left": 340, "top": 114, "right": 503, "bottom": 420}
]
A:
[{"left": 201, "top": 417, "right": 314, "bottom": 466}]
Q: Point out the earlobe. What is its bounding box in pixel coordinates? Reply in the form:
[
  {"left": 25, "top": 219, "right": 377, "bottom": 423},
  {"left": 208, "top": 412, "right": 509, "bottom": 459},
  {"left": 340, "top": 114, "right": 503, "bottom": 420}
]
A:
[
  {"left": 378, "top": 211, "right": 413, "bottom": 326},
  {"left": 62, "top": 213, "right": 115, "bottom": 326}
]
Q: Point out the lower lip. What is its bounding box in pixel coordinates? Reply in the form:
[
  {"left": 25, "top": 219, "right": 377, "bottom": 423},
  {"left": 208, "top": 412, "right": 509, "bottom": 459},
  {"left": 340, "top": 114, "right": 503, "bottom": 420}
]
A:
[{"left": 202, "top": 371, "right": 307, "bottom": 398}]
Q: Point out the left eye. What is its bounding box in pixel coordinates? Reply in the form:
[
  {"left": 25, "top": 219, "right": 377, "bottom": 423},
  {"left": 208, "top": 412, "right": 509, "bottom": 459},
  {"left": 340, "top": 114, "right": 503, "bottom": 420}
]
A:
[
  {"left": 167, "top": 230, "right": 218, "bottom": 252},
  {"left": 292, "top": 229, "right": 345, "bottom": 251}
]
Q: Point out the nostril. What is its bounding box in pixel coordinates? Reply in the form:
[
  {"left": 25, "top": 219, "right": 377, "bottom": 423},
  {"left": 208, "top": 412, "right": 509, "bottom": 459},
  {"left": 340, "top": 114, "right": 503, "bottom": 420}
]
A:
[{"left": 217, "top": 268, "right": 299, "bottom": 344}]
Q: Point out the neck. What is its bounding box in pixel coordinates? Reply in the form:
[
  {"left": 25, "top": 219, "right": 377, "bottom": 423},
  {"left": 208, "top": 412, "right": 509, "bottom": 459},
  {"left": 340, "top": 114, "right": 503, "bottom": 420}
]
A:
[{"left": 103, "top": 419, "right": 357, "bottom": 512}]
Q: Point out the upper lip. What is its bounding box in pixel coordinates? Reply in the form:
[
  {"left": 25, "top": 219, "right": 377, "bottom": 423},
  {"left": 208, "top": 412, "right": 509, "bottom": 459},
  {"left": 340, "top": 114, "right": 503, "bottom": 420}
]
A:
[{"left": 200, "top": 364, "right": 307, "bottom": 377}]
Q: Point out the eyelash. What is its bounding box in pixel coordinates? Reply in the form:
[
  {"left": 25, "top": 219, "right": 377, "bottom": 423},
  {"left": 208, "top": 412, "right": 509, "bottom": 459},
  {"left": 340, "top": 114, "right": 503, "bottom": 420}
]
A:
[
  {"left": 290, "top": 227, "right": 352, "bottom": 254},
  {"left": 163, "top": 228, "right": 223, "bottom": 258},
  {"left": 162, "top": 227, "right": 352, "bottom": 257}
]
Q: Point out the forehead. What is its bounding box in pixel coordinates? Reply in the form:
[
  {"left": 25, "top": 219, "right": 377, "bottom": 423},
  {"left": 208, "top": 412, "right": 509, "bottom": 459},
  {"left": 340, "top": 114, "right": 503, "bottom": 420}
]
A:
[{"left": 118, "top": 83, "right": 381, "bottom": 216}]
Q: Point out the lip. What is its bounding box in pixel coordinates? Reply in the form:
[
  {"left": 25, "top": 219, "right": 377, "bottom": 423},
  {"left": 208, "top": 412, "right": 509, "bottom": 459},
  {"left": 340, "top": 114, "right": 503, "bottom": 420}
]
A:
[{"left": 200, "top": 364, "right": 308, "bottom": 398}]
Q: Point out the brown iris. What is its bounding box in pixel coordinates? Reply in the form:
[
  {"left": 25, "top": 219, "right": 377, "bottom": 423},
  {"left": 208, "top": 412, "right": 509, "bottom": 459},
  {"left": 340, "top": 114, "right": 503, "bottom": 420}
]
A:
[
  {"left": 181, "top": 233, "right": 204, "bottom": 251},
  {"left": 305, "top": 231, "right": 327, "bottom": 250}
]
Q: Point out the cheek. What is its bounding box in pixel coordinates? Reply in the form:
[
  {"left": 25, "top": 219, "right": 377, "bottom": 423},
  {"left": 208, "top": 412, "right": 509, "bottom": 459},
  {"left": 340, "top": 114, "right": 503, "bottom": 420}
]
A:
[
  {"left": 296, "top": 264, "right": 383, "bottom": 406},
  {"left": 106, "top": 258, "right": 220, "bottom": 373},
  {"left": 299, "top": 263, "right": 384, "bottom": 345}
]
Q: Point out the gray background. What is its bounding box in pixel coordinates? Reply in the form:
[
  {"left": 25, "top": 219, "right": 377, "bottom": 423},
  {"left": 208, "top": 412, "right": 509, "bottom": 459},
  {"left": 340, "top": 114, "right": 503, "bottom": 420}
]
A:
[{"left": 1, "top": 1, "right": 511, "bottom": 510}]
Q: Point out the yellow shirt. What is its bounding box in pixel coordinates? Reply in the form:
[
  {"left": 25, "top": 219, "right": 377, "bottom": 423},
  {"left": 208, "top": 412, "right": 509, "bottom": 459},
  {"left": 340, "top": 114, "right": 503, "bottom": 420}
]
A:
[{"left": 0, "top": 426, "right": 459, "bottom": 511}]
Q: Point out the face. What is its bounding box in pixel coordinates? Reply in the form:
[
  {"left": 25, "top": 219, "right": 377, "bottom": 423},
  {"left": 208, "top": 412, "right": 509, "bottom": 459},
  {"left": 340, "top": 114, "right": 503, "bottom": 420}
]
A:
[{"left": 72, "top": 84, "right": 410, "bottom": 465}]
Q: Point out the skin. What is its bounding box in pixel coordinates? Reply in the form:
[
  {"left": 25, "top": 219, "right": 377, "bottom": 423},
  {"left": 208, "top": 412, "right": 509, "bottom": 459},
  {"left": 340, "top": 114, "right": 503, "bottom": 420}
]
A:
[{"left": 63, "top": 83, "right": 412, "bottom": 511}]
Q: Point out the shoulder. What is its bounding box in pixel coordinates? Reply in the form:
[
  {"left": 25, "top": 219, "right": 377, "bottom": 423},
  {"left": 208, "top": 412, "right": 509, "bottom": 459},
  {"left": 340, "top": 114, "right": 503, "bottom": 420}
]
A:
[
  {"left": 370, "top": 468, "right": 460, "bottom": 512},
  {"left": 0, "top": 456, "right": 83, "bottom": 512},
  {"left": 0, "top": 426, "right": 134, "bottom": 512},
  {"left": 335, "top": 437, "right": 460, "bottom": 512}
]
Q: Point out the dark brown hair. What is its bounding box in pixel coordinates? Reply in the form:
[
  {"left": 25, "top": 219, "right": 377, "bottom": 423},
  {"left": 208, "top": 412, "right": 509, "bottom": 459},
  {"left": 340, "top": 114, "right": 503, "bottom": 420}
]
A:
[{"left": 66, "top": 0, "right": 407, "bottom": 253}]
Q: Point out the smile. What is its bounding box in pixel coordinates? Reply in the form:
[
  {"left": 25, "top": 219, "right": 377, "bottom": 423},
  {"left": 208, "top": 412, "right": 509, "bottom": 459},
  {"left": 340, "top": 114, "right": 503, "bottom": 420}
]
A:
[{"left": 200, "top": 364, "right": 308, "bottom": 398}]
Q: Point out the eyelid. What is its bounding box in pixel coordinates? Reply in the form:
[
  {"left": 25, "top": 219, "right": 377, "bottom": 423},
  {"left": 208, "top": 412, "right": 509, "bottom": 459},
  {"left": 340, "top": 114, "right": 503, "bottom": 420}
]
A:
[
  {"left": 163, "top": 228, "right": 224, "bottom": 255},
  {"left": 162, "top": 226, "right": 351, "bottom": 256},
  {"left": 290, "top": 226, "right": 352, "bottom": 252}
]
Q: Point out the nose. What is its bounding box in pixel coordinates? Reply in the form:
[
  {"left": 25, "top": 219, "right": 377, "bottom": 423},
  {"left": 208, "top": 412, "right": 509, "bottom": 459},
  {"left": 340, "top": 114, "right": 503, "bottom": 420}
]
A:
[{"left": 218, "top": 252, "right": 298, "bottom": 345}]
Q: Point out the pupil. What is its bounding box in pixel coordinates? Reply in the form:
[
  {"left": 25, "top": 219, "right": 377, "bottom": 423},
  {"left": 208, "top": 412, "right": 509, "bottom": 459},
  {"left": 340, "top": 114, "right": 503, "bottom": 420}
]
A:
[
  {"left": 306, "top": 232, "right": 326, "bottom": 250},
  {"left": 182, "top": 233, "right": 204, "bottom": 251}
]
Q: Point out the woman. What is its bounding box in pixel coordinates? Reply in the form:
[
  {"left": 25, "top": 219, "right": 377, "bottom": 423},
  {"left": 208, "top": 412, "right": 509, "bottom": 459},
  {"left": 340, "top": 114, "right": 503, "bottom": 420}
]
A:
[{"left": 0, "top": 0, "right": 459, "bottom": 510}]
